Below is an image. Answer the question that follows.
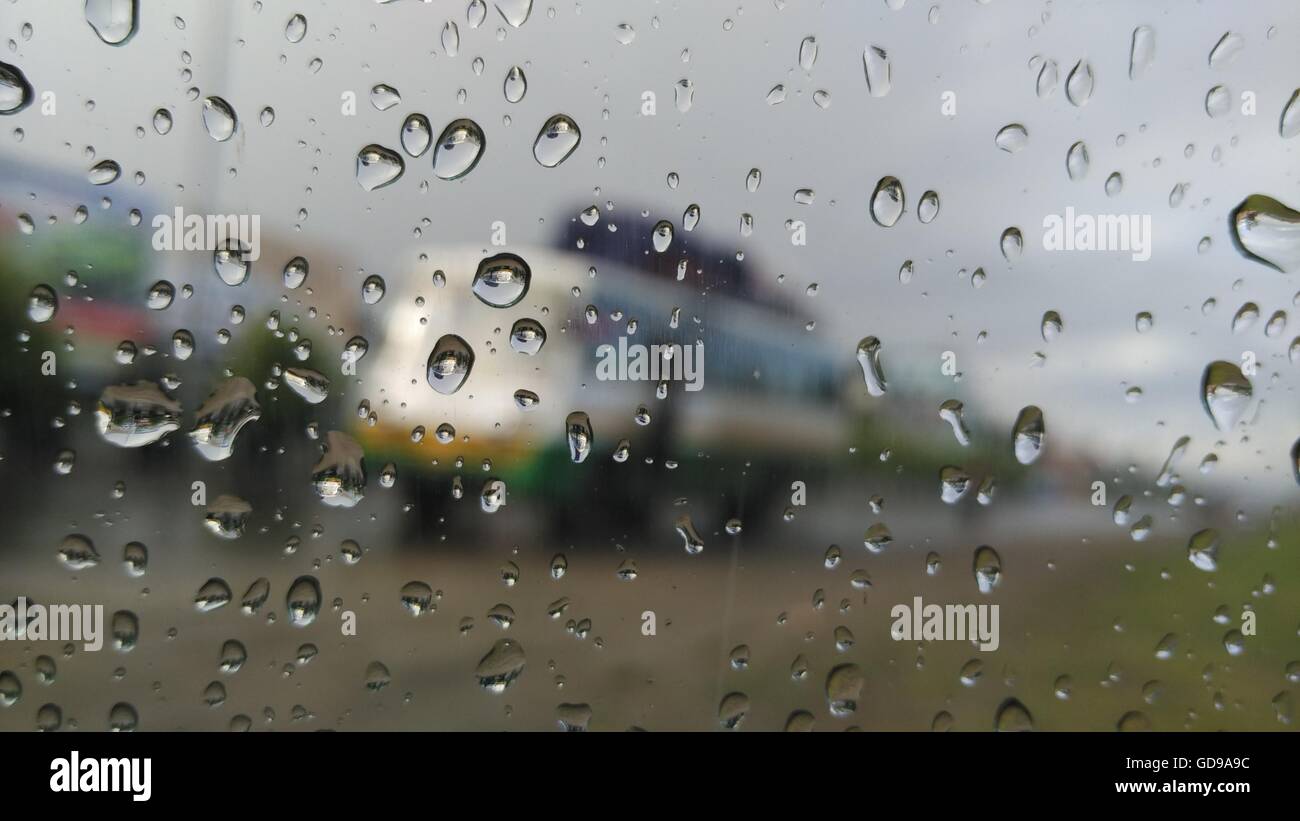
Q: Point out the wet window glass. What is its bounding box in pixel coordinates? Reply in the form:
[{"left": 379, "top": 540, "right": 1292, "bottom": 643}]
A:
[{"left": 0, "top": 0, "right": 1298, "bottom": 732}]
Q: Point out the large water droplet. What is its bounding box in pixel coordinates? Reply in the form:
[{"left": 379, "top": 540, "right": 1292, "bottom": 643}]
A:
[
  {"left": 1201, "top": 361, "right": 1251, "bottom": 432},
  {"left": 870, "top": 177, "right": 904, "bottom": 227},
  {"left": 426, "top": 334, "right": 475, "bottom": 395},
  {"left": 1230, "top": 195, "right": 1300, "bottom": 273},
  {"left": 201, "top": 96, "right": 237, "bottom": 141},
  {"left": 995, "top": 123, "right": 1028, "bottom": 153},
  {"left": 189, "top": 377, "right": 261, "bottom": 461},
  {"left": 85, "top": 0, "right": 137, "bottom": 46},
  {"left": 0, "top": 61, "right": 32, "bottom": 115},
  {"left": 432, "top": 119, "right": 485, "bottom": 180},
  {"left": 472, "top": 253, "right": 531, "bottom": 307},
  {"left": 1129, "top": 25, "right": 1155, "bottom": 79},
  {"left": 509, "top": 318, "right": 546, "bottom": 355},
  {"left": 475, "top": 638, "right": 525, "bottom": 693},
  {"left": 863, "top": 46, "right": 891, "bottom": 97},
  {"left": 285, "top": 576, "right": 322, "bottom": 627},
  {"left": 1208, "top": 31, "right": 1245, "bottom": 69},
  {"left": 533, "top": 114, "right": 581, "bottom": 167},
  {"left": 1065, "top": 60, "right": 1094, "bottom": 106},
  {"left": 1281, "top": 90, "right": 1300, "bottom": 139},
  {"left": 1012, "top": 405, "right": 1045, "bottom": 465},
  {"left": 565, "top": 411, "right": 593, "bottom": 463},
  {"left": 503, "top": 66, "right": 527, "bottom": 103},
  {"left": 285, "top": 13, "right": 308, "bottom": 43},
  {"left": 356, "top": 144, "right": 404, "bottom": 191},
  {"left": 95, "top": 382, "right": 182, "bottom": 447},
  {"left": 495, "top": 0, "right": 532, "bottom": 28},
  {"left": 312, "top": 431, "right": 366, "bottom": 508},
  {"left": 1187, "top": 528, "right": 1220, "bottom": 572},
  {"left": 973, "top": 546, "right": 1002, "bottom": 593},
  {"left": 855, "top": 336, "right": 887, "bottom": 396}
]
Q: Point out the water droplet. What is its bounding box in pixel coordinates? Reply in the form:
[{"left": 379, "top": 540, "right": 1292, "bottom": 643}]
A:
[
  {"left": 88, "top": 159, "right": 120, "bottom": 185},
  {"left": 475, "top": 638, "right": 525, "bottom": 693},
  {"left": 798, "top": 36, "right": 818, "bottom": 71},
  {"left": 1036, "top": 58, "right": 1059, "bottom": 98},
  {"left": 356, "top": 144, "right": 404, "bottom": 191},
  {"left": 472, "top": 252, "right": 531, "bottom": 307},
  {"left": 27, "top": 284, "right": 57, "bottom": 323},
  {"left": 995, "top": 123, "right": 1028, "bottom": 153},
  {"left": 565, "top": 411, "right": 593, "bottom": 463},
  {"left": 826, "top": 664, "right": 863, "bottom": 718},
  {"left": 533, "top": 114, "right": 580, "bottom": 167},
  {"left": 285, "top": 13, "right": 308, "bottom": 43},
  {"left": 869, "top": 176, "right": 904, "bottom": 227},
  {"left": 1281, "top": 90, "right": 1300, "bottom": 138},
  {"left": 0, "top": 61, "right": 33, "bottom": 114},
  {"left": 863, "top": 46, "right": 891, "bottom": 96},
  {"left": 286, "top": 576, "right": 322, "bottom": 627},
  {"left": 194, "top": 578, "right": 232, "bottom": 612},
  {"left": 1201, "top": 361, "right": 1251, "bottom": 432},
  {"left": 509, "top": 318, "right": 546, "bottom": 354},
  {"left": 1230, "top": 195, "right": 1300, "bottom": 273},
  {"left": 432, "top": 119, "right": 485, "bottom": 180},
  {"left": 283, "top": 256, "right": 309, "bottom": 289},
  {"left": 917, "top": 190, "right": 940, "bottom": 223},
  {"left": 939, "top": 399, "right": 971, "bottom": 446},
  {"left": 426, "top": 334, "right": 475, "bottom": 395},
  {"left": 1187, "top": 529, "right": 1220, "bottom": 572},
  {"left": 973, "top": 546, "right": 1002, "bottom": 593},
  {"left": 1012, "top": 405, "right": 1045, "bottom": 464},
  {"left": 95, "top": 382, "right": 182, "bottom": 447},
  {"left": 1001, "top": 227, "right": 1023, "bottom": 261},
  {"left": 311, "top": 431, "right": 366, "bottom": 508},
  {"left": 504, "top": 66, "right": 527, "bottom": 103},
  {"left": 1065, "top": 60, "right": 1094, "bottom": 106},
  {"left": 1066, "top": 141, "right": 1089, "bottom": 180},
  {"left": 855, "top": 336, "right": 887, "bottom": 396},
  {"left": 201, "top": 96, "right": 237, "bottom": 141},
  {"left": 1205, "top": 85, "right": 1230, "bottom": 118},
  {"left": 85, "top": 0, "right": 137, "bottom": 46},
  {"left": 370, "top": 84, "right": 401, "bottom": 111},
  {"left": 1208, "top": 31, "right": 1244, "bottom": 69},
  {"left": 995, "top": 698, "right": 1034, "bottom": 731},
  {"left": 1129, "top": 26, "right": 1155, "bottom": 79},
  {"left": 57, "top": 534, "right": 100, "bottom": 571},
  {"left": 495, "top": 0, "right": 532, "bottom": 28},
  {"left": 189, "top": 377, "right": 261, "bottom": 461}
]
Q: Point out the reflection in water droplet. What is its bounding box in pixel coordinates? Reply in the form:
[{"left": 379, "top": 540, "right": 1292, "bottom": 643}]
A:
[
  {"left": 1012, "top": 405, "right": 1045, "bottom": 465},
  {"left": 855, "top": 336, "right": 887, "bottom": 396},
  {"left": 652, "top": 220, "right": 674, "bottom": 252},
  {"left": 533, "top": 114, "right": 581, "bottom": 167},
  {"left": 973, "top": 546, "right": 1002, "bottom": 593},
  {"left": 369, "top": 84, "right": 400, "bottom": 111},
  {"left": 285, "top": 13, "right": 308, "bottom": 43},
  {"left": 472, "top": 253, "right": 531, "bottom": 307},
  {"left": 312, "top": 431, "right": 366, "bottom": 508},
  {"left": 0, "top": 61, "right": 33, "bottom": 114},
  {"left": 284, "top": 367, "right": 330, "bottom": 404},
  {"left": 204, "top": 495, "right": 251, "bottom": 539},
  {"left": 95, "top": 382, "right": 182, "bottom": 448},
  {"left": 88, "top": 159, "right": 120, "bottom": 185},
  {"left": 1230, "top": 195, "right": 1300, "bottom": 273},
  {"left": 189, "top": 377, "right": 261, "bottom": 461},
  {"left": 1001, "top": 227, "right": 1023, "bottom": 261},
  {"left": 504, "top": 66, "right": 527, "bottom": 103},
  {"left": 286, "top": 576, "right": 322, "bottom": 627},
  {"left": 432, "top": 119, "right": 485, "bottom": 180},
  {"left": 826, "top": 664, "right": 863, "bottom": 718},
  {"left": 475, "top": 638, "right": 525, "bottom": 693},
  {"left": 401, "top": 114, "right": 431, "bottom": 157},
  {"left": 426, "top": 334, "right": 475, "bottom": 395},
  {"left": 1201, "top": 361, "right": 1251, "bottom": 433},
  {"left": 1187, "top": 528, "right": 1220, "bottom": 572},
  {"left": 85, "top": 0, "right": 138, "bottom": 45},
  {"left": 356, "top": 144, "right": 405, "bottom": 191},
  {"left": 28, "top": 284, "right": 57, "bottom": 323},
  {"left": 566, "top": 411, "right": 593, "bottom": 463},
  {"left": 201, "top": 96, "right": 237, "bottom": 141},
  {"left": 870, "top": 177, "right": 904, "bottom": 227},
  {"left": 509, "top": 318, "right": 546, "bottom": 354}
]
